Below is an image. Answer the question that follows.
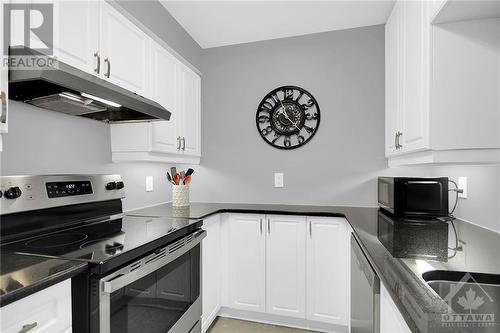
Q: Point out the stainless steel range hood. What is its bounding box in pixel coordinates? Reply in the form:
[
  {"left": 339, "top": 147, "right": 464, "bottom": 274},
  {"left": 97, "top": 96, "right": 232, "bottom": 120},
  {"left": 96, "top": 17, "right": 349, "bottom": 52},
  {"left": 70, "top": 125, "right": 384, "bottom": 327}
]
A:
[{"left": 8, "top": 47, "right": 171, "bottom": 123}]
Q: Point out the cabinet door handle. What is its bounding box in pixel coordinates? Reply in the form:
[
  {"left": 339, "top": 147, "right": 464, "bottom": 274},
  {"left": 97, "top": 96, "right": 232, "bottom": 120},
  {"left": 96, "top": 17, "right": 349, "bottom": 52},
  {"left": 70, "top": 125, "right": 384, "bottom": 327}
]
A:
[
  {"left": 394, "top": 132, "right": 398, "bottom": 149},
  {"left": 104, "top": 58, "right": 110, "bottom": 78},
  {"left": 176, "top": 136, "right": 181, "bottom": 150},
  {"left": 182, "top": 137, "right": 186, "bottom": 151},
  {"left": 260, "top": 219, "right": 263, "bottom": 234},
  {"left": 94, "top": 51, "right": 100, "bottom": 74},
  {"left": 0, "top": 91, "right": 6, "bottom": 126},
  {"left": 267, "top": 219, "right": 270, "bottom": 234},
  {"left": 18, "top": 322, "right": 37, "bottom": 333},
  {"left": 396, "top": 131, "right": 403, "bottom": 150},
  {"left": 309, "top": 221, "right": 312, "bottom": 237}
]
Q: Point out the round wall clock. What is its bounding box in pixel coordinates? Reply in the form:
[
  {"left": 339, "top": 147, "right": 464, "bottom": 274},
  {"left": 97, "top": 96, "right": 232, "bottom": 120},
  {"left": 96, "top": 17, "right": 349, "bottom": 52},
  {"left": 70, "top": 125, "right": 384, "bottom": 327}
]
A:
[{"left": 256, "top": 86, "right": 320, "bottom": 149}]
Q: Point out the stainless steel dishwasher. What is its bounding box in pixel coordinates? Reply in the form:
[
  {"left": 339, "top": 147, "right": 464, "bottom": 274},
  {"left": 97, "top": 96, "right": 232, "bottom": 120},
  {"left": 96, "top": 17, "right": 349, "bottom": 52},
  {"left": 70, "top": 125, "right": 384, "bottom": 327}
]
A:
[{"left": 351, "top": 235, "right": 380, "bottom": 333}]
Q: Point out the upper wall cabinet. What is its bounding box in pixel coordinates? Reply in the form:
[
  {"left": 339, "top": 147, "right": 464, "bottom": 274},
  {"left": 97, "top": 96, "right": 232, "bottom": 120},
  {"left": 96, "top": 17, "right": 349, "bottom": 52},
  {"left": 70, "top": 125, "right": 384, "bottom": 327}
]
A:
[
  {"left": 110, "top": 45, "right": 201, "bottom": 164},
  {"left": 100, "top": 2, "right": 149, "bottom": 96},
  {"left": 0, "top": 2, "right": 7, "bottom": 151},
  {"left": 385, "top": 0, "right": 500, "bottom": 166}
]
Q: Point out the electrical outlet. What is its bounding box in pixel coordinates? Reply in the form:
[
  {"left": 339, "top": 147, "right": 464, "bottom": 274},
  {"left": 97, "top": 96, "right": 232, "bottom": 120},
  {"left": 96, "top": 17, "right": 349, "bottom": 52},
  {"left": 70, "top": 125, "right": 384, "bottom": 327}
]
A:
[
  {"left": 146, "top": 176, "right": 153, "bottom": 192},
  {"left": 274, "top": 173, "right": 284, "bottom": 188},
  {"left": 458, "top": 176, "right": 467, "bottom": 198}
]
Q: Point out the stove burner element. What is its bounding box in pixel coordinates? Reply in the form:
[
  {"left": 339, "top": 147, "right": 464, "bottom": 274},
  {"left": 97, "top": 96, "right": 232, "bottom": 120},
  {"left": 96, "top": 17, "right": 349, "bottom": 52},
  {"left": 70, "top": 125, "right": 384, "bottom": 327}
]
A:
[{"left": 25, "top": 233, "right": 88, "bottom": 248}]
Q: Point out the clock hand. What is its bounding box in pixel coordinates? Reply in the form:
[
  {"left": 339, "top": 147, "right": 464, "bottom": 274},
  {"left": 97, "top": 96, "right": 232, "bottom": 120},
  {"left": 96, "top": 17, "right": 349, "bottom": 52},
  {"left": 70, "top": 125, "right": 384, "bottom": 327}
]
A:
[{"left": 279, "top": 100, "right": 302, "bottom": 132}]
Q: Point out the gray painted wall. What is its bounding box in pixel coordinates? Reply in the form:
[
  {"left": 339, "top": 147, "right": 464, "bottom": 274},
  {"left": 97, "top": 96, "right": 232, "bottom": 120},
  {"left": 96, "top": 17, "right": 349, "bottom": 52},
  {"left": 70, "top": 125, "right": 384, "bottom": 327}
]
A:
[
  {"left": 114, "top": 0, "right": 202, "bottom": 69},
  {"left": 191, "top": 26, "right": 388, "bottom": 205}
]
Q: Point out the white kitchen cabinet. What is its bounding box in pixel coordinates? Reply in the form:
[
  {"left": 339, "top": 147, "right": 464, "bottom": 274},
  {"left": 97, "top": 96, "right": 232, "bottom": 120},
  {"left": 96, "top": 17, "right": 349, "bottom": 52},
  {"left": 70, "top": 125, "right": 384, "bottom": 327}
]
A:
[
  {"left": 1, "top": 279, "right": 72, "bottom": 333},
  {"left": 385, "top": 0, "right": 500, "bottom": 166},
  {"left": 177, "top": 64, "right": 202, "bottom": 157},
  {"left": 51, "top": 1, "right": 100, "bottom": 75},
  {"left": 306, "top": 217, "right": 349, "bottom": 326},
  {"left": 385, "top": 0, "right": 430, "bottom": 157},
  {"left": 0, "top": 0, "right": 7, "bottom": 151},
  {"left": 110, "top": 59, "right": 202, "bottom": 164},
  {"left": 100, "top": 2, "right": 149, "bottom": 97},
  {"left": 226, "top": 214, "right": 266, "bottom": 313},
  {"left": 265, "top": 215, "right": 306, "bottom": 318},
  {"left": 202, "top": 215, "right": 222, "bottom": 332},
  {"left": 380, "top": 282, "right": 412, "bottom": 333}
]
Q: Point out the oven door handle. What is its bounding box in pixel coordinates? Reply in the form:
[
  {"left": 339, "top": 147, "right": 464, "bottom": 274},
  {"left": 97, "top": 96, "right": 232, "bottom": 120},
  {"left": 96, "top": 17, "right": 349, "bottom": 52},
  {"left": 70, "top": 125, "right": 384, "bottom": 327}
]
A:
[{"left": 101, "top": 229, "right": 206, "bottom": 294}]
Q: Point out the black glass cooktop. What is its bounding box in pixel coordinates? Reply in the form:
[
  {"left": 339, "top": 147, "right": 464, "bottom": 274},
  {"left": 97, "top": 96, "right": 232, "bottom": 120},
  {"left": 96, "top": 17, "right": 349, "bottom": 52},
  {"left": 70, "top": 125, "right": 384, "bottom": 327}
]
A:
[{"left": 2, "top": 215, "right": 202, "bottom": 271}]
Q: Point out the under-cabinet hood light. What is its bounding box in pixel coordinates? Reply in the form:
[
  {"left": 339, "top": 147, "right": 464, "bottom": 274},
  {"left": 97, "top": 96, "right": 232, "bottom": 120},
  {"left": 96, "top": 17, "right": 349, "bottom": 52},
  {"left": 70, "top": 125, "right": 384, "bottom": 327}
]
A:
[{"left": 81, "top": 93, "right": 122, "bottom": 108}]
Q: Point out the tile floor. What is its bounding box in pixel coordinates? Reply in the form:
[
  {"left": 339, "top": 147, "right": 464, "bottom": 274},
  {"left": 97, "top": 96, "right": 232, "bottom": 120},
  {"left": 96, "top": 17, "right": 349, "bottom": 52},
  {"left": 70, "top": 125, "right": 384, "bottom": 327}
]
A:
[{"left": 207, "top": 317, "right": 314, "bottom": 333}]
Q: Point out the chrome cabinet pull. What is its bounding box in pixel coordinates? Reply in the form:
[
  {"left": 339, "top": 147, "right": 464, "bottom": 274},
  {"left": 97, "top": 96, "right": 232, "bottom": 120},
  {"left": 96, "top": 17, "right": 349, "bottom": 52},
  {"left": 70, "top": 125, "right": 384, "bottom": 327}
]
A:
[
  {"left": 104, "top": 58, "right": 110, "bottom": 78},
  {"left": 267, "top": 219, "right": 270, "bottom": 234},
  {"left": 0, "top": 91, "right": 6, "bottom": 125},
  {"left": 176, "top": 136, "right": 181, "bottom": 150},
  {"left": 396, "top": 131, "right": 403, "bottom": 150},
  {"left": 260, "top": 219, "right": 263, "bottom": 234},
  {"left": 398, "top": 132, "right": 403, "bottom": 149},
  {"left": 94, "top": 51, "right": 100, "bottom": 74},
  {"left": 181, "top": 137, "right": 186, "bottom": 151},
  {"left": 309, "top": 221, "right": 312, "bottom": 237},
  {"left": 394, "top": 132, "right": 398, "bottom": 150},
  {"left": 18, "top": 322, "right": 37, "bottom": 333}
]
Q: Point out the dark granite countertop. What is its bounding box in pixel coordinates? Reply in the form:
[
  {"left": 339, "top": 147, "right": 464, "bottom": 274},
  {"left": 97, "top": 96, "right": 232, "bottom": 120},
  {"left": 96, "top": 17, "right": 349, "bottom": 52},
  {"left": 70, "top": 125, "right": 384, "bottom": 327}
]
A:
[
  {"left": 0, "top": 252, "right": 87, "bottom": 307},
  {"left": 129, "top": 202, "right": 500, "bottom": 333}
]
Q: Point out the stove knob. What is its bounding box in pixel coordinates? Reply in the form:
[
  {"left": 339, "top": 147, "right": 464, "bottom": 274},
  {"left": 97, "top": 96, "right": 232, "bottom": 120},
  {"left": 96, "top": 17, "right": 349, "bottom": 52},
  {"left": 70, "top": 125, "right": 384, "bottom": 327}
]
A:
[
  {"left": 105, "top": 182, "right": 117, "bottom": 190},
  {"left": 115, "top": 181, "right": 124, "bottom": 190},
  {"left": 4, "top": 186, "right": 22, "bottom": 199}
]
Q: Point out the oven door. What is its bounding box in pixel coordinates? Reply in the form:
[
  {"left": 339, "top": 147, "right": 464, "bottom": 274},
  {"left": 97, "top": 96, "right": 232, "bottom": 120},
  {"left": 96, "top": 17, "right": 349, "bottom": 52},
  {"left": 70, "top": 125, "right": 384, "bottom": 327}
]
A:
[{"left": 98, "top": 230, "right": 205, "bottom": 333}]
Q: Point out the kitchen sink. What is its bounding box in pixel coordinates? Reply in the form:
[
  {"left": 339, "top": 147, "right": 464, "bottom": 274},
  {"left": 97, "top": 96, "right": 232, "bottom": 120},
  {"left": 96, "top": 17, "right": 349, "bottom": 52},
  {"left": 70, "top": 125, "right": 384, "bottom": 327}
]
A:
[{"left": 422, "top": 270, "right": 500, "bottom": 327}]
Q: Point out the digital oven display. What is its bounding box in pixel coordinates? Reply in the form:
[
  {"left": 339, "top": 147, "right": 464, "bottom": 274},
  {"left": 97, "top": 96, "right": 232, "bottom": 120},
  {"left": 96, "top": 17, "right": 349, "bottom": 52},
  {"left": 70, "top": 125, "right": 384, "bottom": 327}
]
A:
[{"left": 46, "top": 181, "right": 93, "bottom": 198}]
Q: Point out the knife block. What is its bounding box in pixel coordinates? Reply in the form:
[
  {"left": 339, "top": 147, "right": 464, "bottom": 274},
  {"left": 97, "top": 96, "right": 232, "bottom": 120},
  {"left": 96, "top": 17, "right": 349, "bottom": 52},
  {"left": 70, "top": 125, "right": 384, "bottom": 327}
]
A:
[{"left": 172, "top": 185, "right": 190, "bottom": 207}]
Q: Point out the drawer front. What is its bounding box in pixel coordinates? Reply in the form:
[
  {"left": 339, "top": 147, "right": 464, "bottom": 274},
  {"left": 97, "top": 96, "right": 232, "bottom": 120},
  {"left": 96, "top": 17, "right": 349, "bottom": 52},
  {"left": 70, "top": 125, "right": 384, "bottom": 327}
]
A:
[{"left": 1, "top": 279, "right": 72, "bottom": 333}]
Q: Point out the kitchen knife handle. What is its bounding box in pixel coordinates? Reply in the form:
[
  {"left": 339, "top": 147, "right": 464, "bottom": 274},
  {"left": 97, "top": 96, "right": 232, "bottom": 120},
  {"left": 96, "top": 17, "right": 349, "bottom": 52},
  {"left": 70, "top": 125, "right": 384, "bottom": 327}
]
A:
[
  {"left": 104, "top": 58, "right": 110, "bottom": 78},
  {"left": 181, "top": 137, "right": 186, "bottom": 151},
  {"left": 94, "top": 51, "right": 100, "bottom": 74}
]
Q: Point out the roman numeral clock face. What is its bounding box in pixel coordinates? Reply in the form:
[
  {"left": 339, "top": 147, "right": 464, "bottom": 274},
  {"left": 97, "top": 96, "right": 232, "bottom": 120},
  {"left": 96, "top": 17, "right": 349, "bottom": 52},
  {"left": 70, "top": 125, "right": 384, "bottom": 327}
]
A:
[{"left": 256, "top": 86, "right": 320, "bottom": 149}]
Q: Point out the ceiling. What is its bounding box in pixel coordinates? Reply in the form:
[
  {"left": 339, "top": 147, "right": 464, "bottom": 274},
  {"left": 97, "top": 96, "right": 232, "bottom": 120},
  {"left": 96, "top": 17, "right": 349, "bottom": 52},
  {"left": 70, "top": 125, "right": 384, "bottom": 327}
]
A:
[{"left": 161, "top": 1, "right": 395, "bottom": 49}]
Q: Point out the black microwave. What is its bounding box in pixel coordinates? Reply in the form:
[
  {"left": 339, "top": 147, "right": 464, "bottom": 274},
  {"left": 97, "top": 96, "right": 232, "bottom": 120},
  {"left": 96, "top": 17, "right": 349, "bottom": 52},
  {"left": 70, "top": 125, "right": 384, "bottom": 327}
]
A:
[{"left": 378, "top": 177, "right": 449, "bottom": 217}]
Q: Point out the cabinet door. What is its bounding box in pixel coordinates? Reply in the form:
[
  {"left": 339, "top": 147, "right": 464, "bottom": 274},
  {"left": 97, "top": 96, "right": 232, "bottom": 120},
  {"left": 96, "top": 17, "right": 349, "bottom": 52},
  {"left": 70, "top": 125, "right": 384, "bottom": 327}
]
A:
[
  {"left": 380, "top": 283, "right": 412, "bottom": 333},
  {"left": 1, "top": 279, "right": 72, "bottom": 333},
  {"left": 400, "top": 0, "right": 430, "bottom": 153},
  {"left": 0, "top": 0, "right": 8, "bottom": 136},
  {"left": 150, "top": 42, "right": 180, "bottom": 154},
  {"left": 266, "top": 215, "right": 306, "bottom": 318},
  {"left": 52, "top": 1, "right": 100, "bottom": 75},
  {"left": 385, "top": 1, "right": 402, "bottom": 157},
  {"left": 100, "top": 2, "right": 149, "bottom": 96},
  {"left": 227, "top": 214, "right": 266, "bottom": 313},
  {"left": 202, "top": 215, "right": 221, "bottom": 332},
  {"left": 178, "top": 64, "right": 201, "bottom": 157},
  {"left": 306, "top": 217, "right": 349, "bottom": 326}
]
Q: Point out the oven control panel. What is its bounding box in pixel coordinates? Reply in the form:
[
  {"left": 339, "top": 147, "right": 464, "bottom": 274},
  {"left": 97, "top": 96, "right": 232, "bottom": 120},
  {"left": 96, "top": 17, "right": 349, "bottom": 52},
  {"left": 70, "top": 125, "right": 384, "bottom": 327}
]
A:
[
  {"left": 0, "top": 174, "right": 125, "bottom": 215},
  {"left": 46, "top": 181, "right": 93, "bottom": 198}
]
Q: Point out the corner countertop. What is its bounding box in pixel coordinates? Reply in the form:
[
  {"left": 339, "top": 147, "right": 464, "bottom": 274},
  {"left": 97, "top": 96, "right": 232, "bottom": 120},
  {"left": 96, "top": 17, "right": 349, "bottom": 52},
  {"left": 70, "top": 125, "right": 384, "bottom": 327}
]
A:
[
  {"left": 0, "top": 252, "right": 87, "bottom": 307},
  {"left": 128, "top": 202, "right": 500, "bottom": 333}
]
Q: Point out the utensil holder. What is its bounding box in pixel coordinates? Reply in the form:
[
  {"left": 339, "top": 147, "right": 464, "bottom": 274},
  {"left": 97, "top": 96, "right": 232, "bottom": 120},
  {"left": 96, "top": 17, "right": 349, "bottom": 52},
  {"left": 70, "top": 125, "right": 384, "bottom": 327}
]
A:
[{"left": 172, "top": 185, "right": 189, "bottom": 207}]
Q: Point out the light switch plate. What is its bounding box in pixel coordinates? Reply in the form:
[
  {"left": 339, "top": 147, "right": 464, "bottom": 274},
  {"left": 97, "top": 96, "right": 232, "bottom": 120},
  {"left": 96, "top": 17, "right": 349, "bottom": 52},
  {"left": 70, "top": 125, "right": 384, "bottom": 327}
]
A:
[
  {"left": 274, "top": 173, "right": 284, "bottom": 188},
  {"left": 458, "top": 176, "right": 467, "bottom": 198},
  {"left": 146, "top": 176, "right": 154, "bottom": 192}
]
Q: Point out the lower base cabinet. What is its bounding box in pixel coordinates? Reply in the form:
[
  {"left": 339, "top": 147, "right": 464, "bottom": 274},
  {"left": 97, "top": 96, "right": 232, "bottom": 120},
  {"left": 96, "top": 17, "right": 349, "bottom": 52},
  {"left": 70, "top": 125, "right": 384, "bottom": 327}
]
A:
[
  {"left": 380, "top": 282, "right": 412, "bottom": 333},
  {"left": 202, "top": 213, "right": 350, "bottom": 332},
  {"left": 1, "top": 279, "right": 72, "bottom": 333}
]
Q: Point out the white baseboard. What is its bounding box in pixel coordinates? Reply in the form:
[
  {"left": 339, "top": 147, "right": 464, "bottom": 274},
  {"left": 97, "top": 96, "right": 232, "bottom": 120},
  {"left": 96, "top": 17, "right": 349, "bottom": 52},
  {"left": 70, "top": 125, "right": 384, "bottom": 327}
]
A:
[{"left": 214, "top": 306, "right": 349, "bottom": 333}]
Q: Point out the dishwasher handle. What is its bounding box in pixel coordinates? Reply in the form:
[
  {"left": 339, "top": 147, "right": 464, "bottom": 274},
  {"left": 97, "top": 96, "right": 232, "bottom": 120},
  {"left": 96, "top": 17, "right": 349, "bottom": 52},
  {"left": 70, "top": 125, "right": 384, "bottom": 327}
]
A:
[{"left": 351, "top": 235, "right": 380, "bottom": 293}]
